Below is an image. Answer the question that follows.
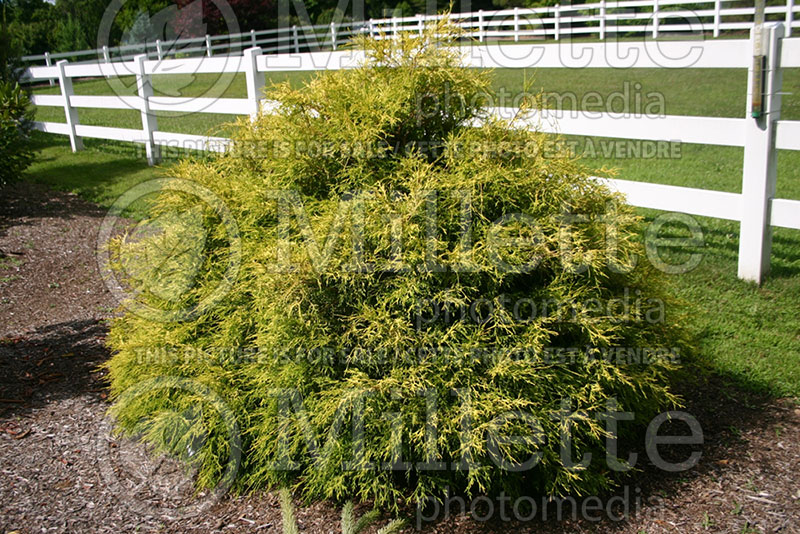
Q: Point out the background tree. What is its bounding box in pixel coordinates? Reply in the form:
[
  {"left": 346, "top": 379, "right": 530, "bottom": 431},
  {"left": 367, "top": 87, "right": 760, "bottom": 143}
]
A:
[
  {"left": 172, "top": 0, "right": 277, "bottom": 36},
  {"left": 53, "top": 0, "right": 109, "bottom": 51},
  {"left": 1, "top": 0, "right": 57, "bottom": 57},
  {"left": 0, "top": 0, "right": 596, "bottom": 57},
  {"left": 0, "top": 2, "right": 35, "bottom": 188}
]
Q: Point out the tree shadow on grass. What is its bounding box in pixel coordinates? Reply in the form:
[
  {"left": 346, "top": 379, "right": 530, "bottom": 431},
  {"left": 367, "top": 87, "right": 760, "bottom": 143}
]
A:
[
  {"left": 25, "top": 133, "right": 154, "bottom": 195},
  {"left": 0, "top": 133, "right": 165, "bottom": 236},
  {"left": 637, "top": 210, "right": 800, "bottom": 280}
]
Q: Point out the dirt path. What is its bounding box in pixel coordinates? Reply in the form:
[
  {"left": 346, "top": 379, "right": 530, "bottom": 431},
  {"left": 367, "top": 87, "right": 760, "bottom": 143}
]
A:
[{"left": 1, "top": 182, "right": 798, "bottom": 534}]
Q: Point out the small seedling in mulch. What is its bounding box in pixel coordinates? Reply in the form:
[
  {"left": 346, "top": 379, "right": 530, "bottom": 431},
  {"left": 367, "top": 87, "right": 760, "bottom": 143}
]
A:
[
  {"left": 278, "top": 489, "right": 404, "bottom": 534},
  {"left": 731, "top": 501, "right": 743, "bottom": 515},
  {"left": 701, "top": 512, "right": 715, "bottom": 530},
  {"left": 278, "top": 489, "right": 299, "bottom": 534},
  {"left": 719, "top": 383, "right": 760, "bottom": 410},
  {"left": 48, "top": 282, "right": 60, "bottom": 289},
  {"left": 0, "top": 256, "right": 22, "bottom": 269}
]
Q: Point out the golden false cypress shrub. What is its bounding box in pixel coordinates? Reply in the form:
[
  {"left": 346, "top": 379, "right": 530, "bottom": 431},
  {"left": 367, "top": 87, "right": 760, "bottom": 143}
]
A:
[{"left": 105, "top": 25, "right": 688, "bottom": 510}]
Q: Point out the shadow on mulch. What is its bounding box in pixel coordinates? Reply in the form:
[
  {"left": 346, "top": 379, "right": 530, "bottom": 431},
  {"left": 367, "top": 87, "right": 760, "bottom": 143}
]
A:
[
  {"left": 0, "top": 181, "right": 108, "bottom": 243},
  {"left": 0, "top": 318, "right": 110, "bottom": 420}
]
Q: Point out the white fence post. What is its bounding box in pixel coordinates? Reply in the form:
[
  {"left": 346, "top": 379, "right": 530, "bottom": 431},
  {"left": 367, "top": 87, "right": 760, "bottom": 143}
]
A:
[
  {"left": 55, "top": 60, "right": 82, "bottom": 152},
  {"left": 244, "top": 47, "right": 265, "bottom": 121},
  {"left": 102, "top": 45, "right": 110, "bottom": 63},
  {"left": 392, "top": 17, "right": 398, "bottom": 39},
  {"left": 293, "top": 25, "right": 299, "bottom": 53},
  {"left": 331, "top": 22, "right": 337, "bottom": 50},
  {"left": 206, "top": 34, "right": 212, "bottom": 57},
  {"left": 555, "top": 4, "right": 561, "bottom": 40},
  {"left": 45, "top": 51, "right": 54, "bottom": 86},
  {"left": 134, "top": 55, "right": 160, "bottom": 166},
  {"left": 417, "top": 15, "right": 423, "bottom": 36},
  {"left": 737, "top": 23, "right": 784, "bottom": 283},
  {"left": 478, "top": 10, "right": 485, "bottom": 42},
  {"left": 787, "top": 0, "right": 794, "bottom": 37},
  {"left": 653, "top": 0, "right": 660, "bottom": 39},
  {"left": 156, "top": 39, "right": 163, "bottom": 60},
  {"left": 600, "top": 0, "right": 607, "bottom": 39},
  {"left": 714, "top": 0, "right": 722, "bottom": 37},
  {"left": 251, "top": 29, "right": 257, "bottom": 47}
]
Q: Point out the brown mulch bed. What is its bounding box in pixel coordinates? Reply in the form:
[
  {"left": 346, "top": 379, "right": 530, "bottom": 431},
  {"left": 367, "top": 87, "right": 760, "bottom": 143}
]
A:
[{"left": 1, "top": 182, "right": 799, "bottom": 534}]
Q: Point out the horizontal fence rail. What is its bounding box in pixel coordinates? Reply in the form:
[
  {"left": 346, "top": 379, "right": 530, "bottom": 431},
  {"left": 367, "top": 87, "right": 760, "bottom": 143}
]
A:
[
  {"left": 21, "top": 22, "right": 800, "bottom": 283},
  {"left": 19, "top": 0, "right": 800, "bottom": 70}
]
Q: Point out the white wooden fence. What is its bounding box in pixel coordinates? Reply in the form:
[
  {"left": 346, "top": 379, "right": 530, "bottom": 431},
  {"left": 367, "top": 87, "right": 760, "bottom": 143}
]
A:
[
  {"left": 21, "top": 23, "right": 800, "bottom": 283},
  {"left": 21, "top": 0, "right": 800, "bottom": 68}
]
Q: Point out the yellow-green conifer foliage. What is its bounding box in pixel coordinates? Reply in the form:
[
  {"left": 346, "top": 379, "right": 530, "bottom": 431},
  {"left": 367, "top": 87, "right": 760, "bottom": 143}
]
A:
[{"left": 105, "top": 25, "right": 688, "bottom": 510}]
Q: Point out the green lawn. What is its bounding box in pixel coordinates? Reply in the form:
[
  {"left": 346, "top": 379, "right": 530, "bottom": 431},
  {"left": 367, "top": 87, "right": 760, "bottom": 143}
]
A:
[
  {"left": 31, "top": 68, "right": 800, "bottom": 200},
  {"left": 490, "top": 68, "right": 800, "bottom": 200},
  {"left": 31, "top": 71, "right": 314, "bottom": 138},
  {"left": 643, "top": 209, "right": 800, "bottom": 398},
  {"left": 21, "top": 66, "right": 800, "bottom": 398}
]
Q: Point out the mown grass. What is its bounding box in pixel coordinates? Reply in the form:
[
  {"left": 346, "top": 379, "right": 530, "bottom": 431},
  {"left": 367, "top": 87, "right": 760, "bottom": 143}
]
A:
[
  {"left": 31, "top": 71, "right": 314, "bottom": 138},
  {"left": 23, "top": 134, "right": 162, "bottom": 219},
  {"left": 31, "top": 68, "right": 800, "bottom": 199},
  {"left": 642, "top": 209, "right": 800, "bottom": 398},
  {"left": 490, "top": 68, "right": 800, "bottom": 200},
  {"left": 22, "top": 66, "right": 800, "bottom": 398}
]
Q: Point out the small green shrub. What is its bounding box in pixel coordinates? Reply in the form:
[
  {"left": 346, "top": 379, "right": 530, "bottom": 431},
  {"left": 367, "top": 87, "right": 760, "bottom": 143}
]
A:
[
  {"left": 106, "top": 24, "right": 689, "bottom": 511},
  {"left": 0, "top": 81, "right": 34, "bottom": 187}
]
